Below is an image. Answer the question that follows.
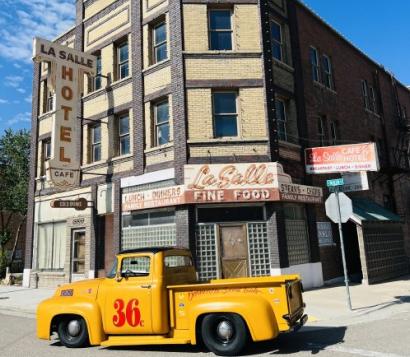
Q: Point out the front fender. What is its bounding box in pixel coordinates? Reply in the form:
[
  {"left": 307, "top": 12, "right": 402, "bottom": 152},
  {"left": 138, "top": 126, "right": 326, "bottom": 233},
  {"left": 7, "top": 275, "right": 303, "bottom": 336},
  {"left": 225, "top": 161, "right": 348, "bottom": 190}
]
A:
[
  {"left": 37, "top": 297, "right": 105, "bottom": 345},
  {"left": 188, "top": 295, "right": 279, "bottom": 344}
]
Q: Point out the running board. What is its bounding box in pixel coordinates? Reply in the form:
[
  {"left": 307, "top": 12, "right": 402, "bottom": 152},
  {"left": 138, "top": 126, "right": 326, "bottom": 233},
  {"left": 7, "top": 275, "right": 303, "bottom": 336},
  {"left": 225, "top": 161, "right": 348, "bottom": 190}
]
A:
[{"left": 101, "top": 335, "right": 191, "bottom": 347}]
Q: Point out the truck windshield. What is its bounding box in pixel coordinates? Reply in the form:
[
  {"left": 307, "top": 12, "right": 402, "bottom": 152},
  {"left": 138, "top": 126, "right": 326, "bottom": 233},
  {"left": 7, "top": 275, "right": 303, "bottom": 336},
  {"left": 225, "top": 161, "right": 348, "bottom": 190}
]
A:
[
  {"left": 121, "top": 256, "right": 150, "bottom": 277},
  {"left": 106, "top": 258, "right": 118, "bottom": 279}
]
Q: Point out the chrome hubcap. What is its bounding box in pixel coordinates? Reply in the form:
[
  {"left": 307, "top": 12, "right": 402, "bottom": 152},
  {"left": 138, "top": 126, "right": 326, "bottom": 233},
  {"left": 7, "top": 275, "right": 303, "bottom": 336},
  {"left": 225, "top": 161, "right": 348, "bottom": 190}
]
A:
[
  {"left": 67, "top": 320, "right": 81, "bottom": 337},
  {"left": 216, "top": 320, "right": 234, "bottom": 341}
]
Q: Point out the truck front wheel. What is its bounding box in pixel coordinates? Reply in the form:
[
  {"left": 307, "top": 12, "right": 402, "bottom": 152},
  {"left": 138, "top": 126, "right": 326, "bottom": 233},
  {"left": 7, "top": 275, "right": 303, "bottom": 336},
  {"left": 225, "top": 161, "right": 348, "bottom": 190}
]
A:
[
  {"left": 201, "top": 313, "right": 248, "bottom": 356},
  {"left": 58, "top": 316, "right": 89, "bottom": 348}
]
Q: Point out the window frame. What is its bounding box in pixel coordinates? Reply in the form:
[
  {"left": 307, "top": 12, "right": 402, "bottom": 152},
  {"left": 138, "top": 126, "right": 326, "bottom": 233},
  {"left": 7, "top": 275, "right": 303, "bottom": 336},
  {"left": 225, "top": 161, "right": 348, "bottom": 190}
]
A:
[
  {"left": 275, "top": 98, "right": 287, "bottom": 142},
  {"left": 361, "top": 80, "right": 370, "bottom": 110},
  {"left": 40, "top": 138, "right": 51, "bottom": 176},
  {"left": 94, "top": 54, "right": 102, "bottom": 91},
  {"left": 117, "top": 40, "right": 129, "bottom": 80},
  {"left": 118, "top": 113, "right": 131, "bottom": 156},
  {"left": 212, "top": 91, "right": 239, "bottom": 138},
  {"left": 271, "top": 20, "right": 284, "bottom": 62},
  {"left": 208, "top": 8, "right": 233, "bottom": 51},
  {"left": 152, "top": 20, "right": 168, "bottom": 64},
  {"left": 322, "top": 54, "right": 334, "bottom": 89},
  {"left": 310, "top": 47, "right": 320, "bottom": 83},
  {"left": 369, "top": 85, "right": 378, "bottom": 113},
  {"left": 90, "top": 123, "right": 102, "bottom": 163},
  {"left": 71, "top": 230, "right": 86, "bottom": 274},
  {"left": 317, "top": 117, "right": 326, "bottom": 146},
  {"left": 153, "top": 98, "right": 170, "bottom": 146},
  {"left": 330, "top": 120, "right": 338, "bottom": 145}
]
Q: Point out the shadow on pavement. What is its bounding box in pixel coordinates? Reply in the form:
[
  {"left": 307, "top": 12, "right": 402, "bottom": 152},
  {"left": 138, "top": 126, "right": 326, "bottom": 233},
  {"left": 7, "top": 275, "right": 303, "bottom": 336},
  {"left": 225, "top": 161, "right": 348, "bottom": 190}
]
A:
[{"left": 99, "top": 326, "right": 347, "bottom": 356}]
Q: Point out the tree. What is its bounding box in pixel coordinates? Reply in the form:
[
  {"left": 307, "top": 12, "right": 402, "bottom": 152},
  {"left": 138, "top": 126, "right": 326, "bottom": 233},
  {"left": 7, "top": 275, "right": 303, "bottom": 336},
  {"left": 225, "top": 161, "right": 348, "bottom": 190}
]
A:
[{"left": 0, "top": 129, "right": 30, "bottom": 278}]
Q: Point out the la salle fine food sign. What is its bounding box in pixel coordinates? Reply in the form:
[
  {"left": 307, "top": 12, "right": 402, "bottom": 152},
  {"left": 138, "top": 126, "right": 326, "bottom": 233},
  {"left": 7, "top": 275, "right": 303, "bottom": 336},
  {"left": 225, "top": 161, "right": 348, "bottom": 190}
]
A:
[
  {"left": 122, "top": 163, "right": 323, "bottom": 211},
  {"left": 33, "top": 38, "right": 97, "bottom": 188}
]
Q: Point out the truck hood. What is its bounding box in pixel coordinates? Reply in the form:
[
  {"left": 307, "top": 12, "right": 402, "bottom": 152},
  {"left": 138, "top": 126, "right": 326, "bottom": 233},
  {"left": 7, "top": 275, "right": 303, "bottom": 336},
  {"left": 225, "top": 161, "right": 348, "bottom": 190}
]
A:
[{"left": 54, "top": 278, "right": 105, "bottom": 299}]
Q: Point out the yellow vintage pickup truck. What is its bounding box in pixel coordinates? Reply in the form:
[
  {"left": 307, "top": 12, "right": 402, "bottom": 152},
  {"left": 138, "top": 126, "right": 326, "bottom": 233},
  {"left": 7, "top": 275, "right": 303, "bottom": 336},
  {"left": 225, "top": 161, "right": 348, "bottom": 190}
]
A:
[{"left": 37, "top": 247, "right": 307, "bottom": 356}]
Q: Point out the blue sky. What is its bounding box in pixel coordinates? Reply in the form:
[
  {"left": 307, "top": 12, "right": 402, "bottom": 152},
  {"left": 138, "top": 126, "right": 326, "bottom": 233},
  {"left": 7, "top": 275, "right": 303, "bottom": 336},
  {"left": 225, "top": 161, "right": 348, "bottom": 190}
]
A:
[{"left": 0, "top": 1, "right": 409, "bottom": 134}]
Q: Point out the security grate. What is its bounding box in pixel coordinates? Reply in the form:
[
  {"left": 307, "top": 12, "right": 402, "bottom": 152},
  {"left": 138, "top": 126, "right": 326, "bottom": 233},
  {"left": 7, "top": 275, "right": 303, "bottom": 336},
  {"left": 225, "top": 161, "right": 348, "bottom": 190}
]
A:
[
  {"left": 285, "top": 219, "right": 310, "bottom": 266},
  {"left": 247, "top": 222, "right": 271, "bottom": 276},
  {"left": 121, "top": 224, "right": 176, "bottom": 250},
  {"left": 196, "top": 224, "right": 219, "bottom": 281}
]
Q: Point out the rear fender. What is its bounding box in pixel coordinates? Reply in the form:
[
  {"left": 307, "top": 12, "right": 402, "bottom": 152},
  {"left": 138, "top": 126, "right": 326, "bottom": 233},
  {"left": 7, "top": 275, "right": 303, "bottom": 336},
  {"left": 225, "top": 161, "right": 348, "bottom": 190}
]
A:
[
  {"left": 37, "top": 297, "right": 105, "bottom": 345},
  {"left": 188, "top": 295, "right": 279, "bottom": 344}
]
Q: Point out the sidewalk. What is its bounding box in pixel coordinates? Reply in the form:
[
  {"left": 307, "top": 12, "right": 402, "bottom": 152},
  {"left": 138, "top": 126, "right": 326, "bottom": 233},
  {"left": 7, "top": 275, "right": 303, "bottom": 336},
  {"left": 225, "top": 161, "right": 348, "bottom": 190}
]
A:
[
  {"left": 304, "top": 275, "right": 410, "bottom": 328},
  {"left": 0, "top": 276, "right": 409, "bottom": 326},
  {"left": 0, "top": 286, "right": 54, "bottom": 317}
]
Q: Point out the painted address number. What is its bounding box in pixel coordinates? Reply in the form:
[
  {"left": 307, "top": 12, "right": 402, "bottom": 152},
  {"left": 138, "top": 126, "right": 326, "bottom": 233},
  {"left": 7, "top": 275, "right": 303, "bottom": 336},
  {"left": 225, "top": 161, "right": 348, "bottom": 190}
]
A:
[{"left": 113, "top": 299, "right": 143, "bottom": 327}]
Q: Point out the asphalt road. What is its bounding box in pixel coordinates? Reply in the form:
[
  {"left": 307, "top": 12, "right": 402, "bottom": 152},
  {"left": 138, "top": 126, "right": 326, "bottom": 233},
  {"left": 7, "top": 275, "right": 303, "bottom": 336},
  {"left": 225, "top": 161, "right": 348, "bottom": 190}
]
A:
[{"left": 1, "top": 312, "right": 409, "bottom": 357}]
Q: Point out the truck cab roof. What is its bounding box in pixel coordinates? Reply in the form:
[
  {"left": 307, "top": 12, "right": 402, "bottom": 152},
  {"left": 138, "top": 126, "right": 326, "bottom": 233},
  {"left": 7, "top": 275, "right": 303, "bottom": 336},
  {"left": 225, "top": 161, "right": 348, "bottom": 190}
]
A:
[{"left": 118, "top": 247, "right": 189, "bottom": 255}]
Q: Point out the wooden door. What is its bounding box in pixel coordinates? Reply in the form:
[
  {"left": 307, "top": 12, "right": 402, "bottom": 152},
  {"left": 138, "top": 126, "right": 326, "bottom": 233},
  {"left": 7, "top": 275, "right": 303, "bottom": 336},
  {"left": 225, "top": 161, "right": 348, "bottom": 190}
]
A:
[{"left": 219, "top": 225, "right": 248, "bottom": 278}]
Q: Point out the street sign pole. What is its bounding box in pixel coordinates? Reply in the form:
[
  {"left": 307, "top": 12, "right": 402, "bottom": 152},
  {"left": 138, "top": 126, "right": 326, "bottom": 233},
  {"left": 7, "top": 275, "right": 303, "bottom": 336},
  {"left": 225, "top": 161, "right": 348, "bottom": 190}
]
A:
[{"left": 335, "top": 186, "right": 353, "bottom": 310}]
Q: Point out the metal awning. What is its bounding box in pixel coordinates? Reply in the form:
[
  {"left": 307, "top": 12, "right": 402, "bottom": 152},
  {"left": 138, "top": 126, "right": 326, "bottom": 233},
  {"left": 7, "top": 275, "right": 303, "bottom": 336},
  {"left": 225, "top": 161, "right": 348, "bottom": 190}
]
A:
[{"left": 350, "top": 198, "right": 402, "bottom": 224}]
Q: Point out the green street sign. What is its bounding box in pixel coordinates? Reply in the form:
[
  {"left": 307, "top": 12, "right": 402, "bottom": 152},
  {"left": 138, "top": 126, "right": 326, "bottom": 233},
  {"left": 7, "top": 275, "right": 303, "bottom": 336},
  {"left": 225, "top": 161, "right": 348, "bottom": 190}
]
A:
[{"left": 326, "top": 178, "right": 344, "bottom": 187}]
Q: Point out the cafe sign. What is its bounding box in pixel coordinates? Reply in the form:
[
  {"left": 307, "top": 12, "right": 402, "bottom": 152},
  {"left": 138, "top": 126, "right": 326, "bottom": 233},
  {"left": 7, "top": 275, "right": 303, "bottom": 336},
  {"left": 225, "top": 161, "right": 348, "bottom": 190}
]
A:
[
  {"left": 33, "top": 37, "right": 97, "bottom": 189},
  {"left": 305, "top": 143, "right": 379, "bottom": 174},
  {"left": 122, "top": 163, "right": 323, "bottom": 211}
]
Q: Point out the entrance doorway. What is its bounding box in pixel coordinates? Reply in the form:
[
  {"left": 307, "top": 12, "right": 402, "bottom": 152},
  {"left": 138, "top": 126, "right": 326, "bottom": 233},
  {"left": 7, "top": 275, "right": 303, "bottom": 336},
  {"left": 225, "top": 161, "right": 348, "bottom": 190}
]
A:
[
  {"left": 71, "top": 229, "right": 86, "bottom": 282},
  {"left": 219, "top": 224, "right": 248, "bottom": 278},
  {"left": 342, "top": 221, "right": 363, "bottom": 283}
]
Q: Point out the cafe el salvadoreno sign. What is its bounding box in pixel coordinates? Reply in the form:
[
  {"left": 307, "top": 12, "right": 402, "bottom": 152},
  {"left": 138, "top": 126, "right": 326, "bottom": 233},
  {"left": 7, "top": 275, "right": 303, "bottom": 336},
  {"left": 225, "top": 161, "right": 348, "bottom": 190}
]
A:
[
  {"left": 33, "top": 37, "right": 97, "bottom": 188},
  {"left": 122, "top": 163, "right": 323, "bottom": 212},
  {"left": 305, "top": 142, "right": 379, "bottom": 174}
]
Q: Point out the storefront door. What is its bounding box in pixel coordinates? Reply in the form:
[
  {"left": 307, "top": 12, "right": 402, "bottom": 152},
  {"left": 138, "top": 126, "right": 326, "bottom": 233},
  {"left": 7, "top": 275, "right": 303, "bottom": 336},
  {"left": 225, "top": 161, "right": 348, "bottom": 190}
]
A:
[
  {"left": 219, "top": 225, "right": 248, "bottom": 278},
  {"left": 71, "top": 229, "right": 86, "bottom": 282}
]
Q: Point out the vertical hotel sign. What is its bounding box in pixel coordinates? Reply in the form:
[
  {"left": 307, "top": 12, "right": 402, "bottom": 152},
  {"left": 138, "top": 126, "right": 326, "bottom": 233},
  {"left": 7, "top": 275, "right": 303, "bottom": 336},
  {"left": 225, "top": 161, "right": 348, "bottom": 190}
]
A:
[{"left": 33, "top": 38, "right": 96, "bottom": 188}]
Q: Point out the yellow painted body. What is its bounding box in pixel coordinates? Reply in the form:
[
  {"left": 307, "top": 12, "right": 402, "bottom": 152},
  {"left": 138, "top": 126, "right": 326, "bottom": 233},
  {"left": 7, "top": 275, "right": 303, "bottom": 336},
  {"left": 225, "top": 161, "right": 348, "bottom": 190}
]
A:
[{"left": 37, "top": 249, "right": 305, "bottom": 347}]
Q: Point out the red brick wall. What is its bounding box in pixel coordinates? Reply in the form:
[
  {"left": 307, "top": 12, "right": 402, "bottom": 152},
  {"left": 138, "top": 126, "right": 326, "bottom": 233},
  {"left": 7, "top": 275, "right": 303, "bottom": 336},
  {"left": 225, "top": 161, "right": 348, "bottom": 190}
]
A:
[{"left": 295, "top": 3, "right": 410, "bottom": 279}]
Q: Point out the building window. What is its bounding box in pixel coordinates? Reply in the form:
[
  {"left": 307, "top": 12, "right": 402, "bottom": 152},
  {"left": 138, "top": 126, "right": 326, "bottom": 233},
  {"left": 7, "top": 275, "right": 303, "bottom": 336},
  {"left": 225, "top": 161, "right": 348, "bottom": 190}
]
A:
[
  {"left": 152, "top": 21, "right": 167, "bottom": 64},
  {"left": 72, "top": 231, "right": 86, "bottom": 274},
  {"left": 275, "top": 99, "right": 287, "bottom": 141},
  {"left": 310, "top": 47, "right": 320, "bottom": 82},
  {"left": 361, "top": 80, "right": 370, "bottom": 110},
  {"left": 37, "top": 222, "right": 66, "bottom": 271},
  {"left": 117, "top": 40, "right": 129, "bottom": 80},
  {"left": 209, "top": 9, "right": 232, "bottom": 50},
  {"left": 317, "top": 117, "right": 326, "bottom": 146},
  {"left": 90, "top": 124, "right": 101, "bottom": 163},
  {"left": 369, "top": 86, "right": 378, "bottom": 113},
  {"left": 153, "top": 99, "right": 170, "bottom": 146},
  {"left": 123, "top": 210, "right": 175, "bottom": 227},
  {"left": 271, "top": 21, "right": 284, "bottom": 62},
  {"left": 213, "top": 92, "right": 238, "bottom": 137},
  {"left": 401, "top": 106, "right": 407, "bottom": 120},
  {"left": 322, "top": 55, "right": 333, "bottom": 89},
  {"left": 95, "top": 54, "right": 102, "bottom": 90},
  {"left": 118, "top": 114, "right": 130, "bottom": 156},
  {"left": 330, "top": 120, "right": 338, "bottom": 145},
  {"left": 40, "top": 138, "right": 51, "bottom": 176}
]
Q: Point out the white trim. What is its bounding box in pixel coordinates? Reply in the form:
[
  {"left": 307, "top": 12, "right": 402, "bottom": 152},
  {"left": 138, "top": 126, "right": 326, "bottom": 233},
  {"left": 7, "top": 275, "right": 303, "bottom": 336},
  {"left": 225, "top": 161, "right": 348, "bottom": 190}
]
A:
[
  {"left": 121, "top": 168, "right": 175, "bottom": 188},
  {"left": 271, "top": 262, "right": 324, "bottom": 289},
  {"left": 23, "top": 269, "right": 31, "bottom": 288}
]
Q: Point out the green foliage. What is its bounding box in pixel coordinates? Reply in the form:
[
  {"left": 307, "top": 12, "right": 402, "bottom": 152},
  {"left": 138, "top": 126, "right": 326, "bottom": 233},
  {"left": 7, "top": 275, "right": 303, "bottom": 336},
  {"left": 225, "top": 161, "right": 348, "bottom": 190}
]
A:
[
  {"left": 0, "top": 129, "right": 30, "bottom": 278},
  {"left": 0, "top": 129, "right": 30, "bottom": 216}
]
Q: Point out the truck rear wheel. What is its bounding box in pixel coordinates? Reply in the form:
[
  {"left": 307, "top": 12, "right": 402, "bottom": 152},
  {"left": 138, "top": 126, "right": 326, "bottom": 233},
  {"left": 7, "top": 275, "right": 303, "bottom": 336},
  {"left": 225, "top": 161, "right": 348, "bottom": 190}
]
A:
[
  {"left": 58, "top": 316, "right": 89, "bottom": 348},
  {"left": 201, "top": 313, "right": 248, "bottom": 356}
]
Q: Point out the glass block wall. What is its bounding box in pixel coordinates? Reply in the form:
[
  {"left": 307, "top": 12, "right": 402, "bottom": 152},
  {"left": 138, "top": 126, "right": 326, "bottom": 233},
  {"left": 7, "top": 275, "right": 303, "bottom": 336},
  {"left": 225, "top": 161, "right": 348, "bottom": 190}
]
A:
[
  {"left": 122, "top": 224, "right": 176, "bottom": 250},
  {"left": 247, "top": 223, "right": 271, "bottom": 276},
  {"left": 196, "top": 224, "right": 219, "bottom": 281},
  {"left": 285, "top": 219, "right": 310, "bottom": 266}
]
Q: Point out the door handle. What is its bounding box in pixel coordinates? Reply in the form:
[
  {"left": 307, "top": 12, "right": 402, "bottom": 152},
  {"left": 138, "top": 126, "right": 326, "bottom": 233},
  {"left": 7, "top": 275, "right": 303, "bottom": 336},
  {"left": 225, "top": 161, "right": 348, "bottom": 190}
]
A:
[{"left": 140, "top": 285, "right": 151, "bottom": 289}]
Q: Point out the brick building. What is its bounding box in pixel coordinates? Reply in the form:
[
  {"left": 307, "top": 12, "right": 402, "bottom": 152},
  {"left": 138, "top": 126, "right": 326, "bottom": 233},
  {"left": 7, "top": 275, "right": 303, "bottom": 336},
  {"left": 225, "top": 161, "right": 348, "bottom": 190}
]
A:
[{"left": 24, "top": 0, "right": 410, "bottom": 288}]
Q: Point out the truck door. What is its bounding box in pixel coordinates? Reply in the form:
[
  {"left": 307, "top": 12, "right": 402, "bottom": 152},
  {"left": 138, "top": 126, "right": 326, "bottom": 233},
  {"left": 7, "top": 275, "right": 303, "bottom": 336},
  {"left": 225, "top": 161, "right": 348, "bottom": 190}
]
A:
[{"left": 103, "top": 255, "right": 153, "bottom": 334}]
